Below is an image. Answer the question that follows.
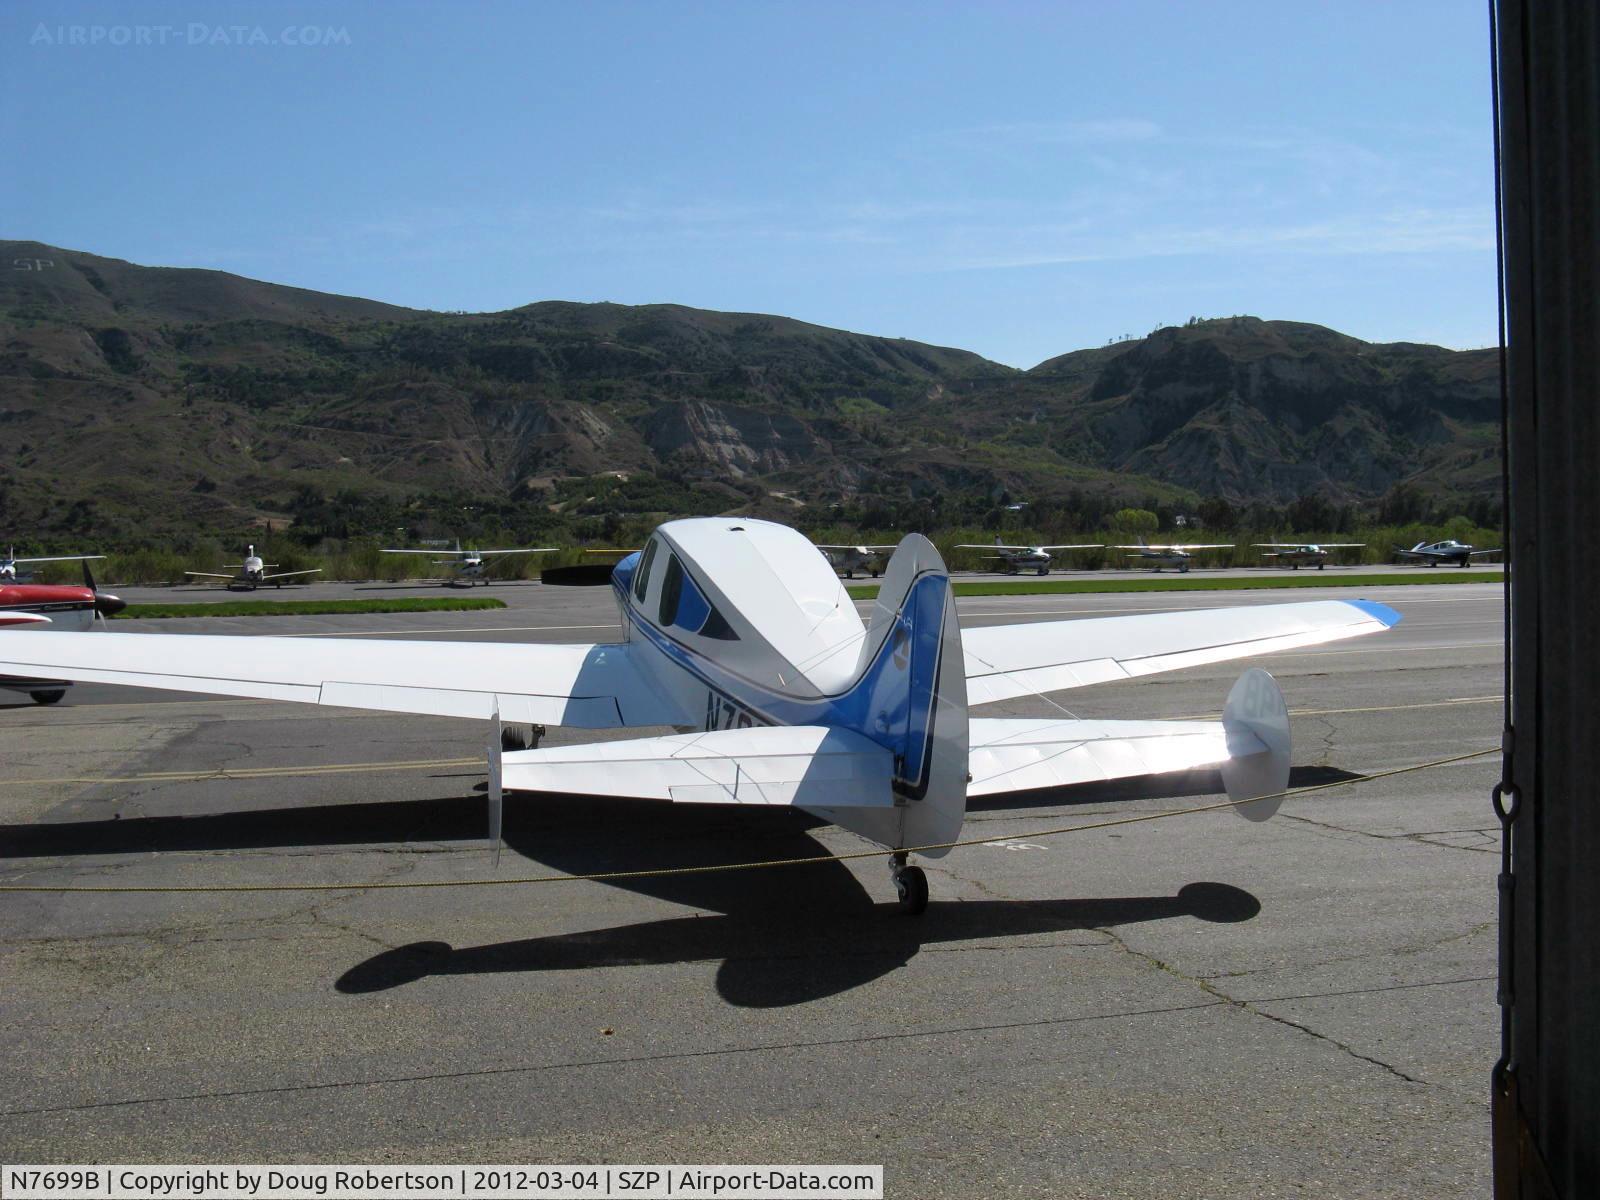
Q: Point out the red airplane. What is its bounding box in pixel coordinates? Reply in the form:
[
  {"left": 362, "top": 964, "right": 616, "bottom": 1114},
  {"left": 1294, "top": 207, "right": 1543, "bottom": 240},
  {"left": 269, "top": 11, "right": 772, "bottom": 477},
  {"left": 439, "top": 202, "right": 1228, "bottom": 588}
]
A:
[{"left": 0, "top": 571, "right": 124, "bottom": 704}]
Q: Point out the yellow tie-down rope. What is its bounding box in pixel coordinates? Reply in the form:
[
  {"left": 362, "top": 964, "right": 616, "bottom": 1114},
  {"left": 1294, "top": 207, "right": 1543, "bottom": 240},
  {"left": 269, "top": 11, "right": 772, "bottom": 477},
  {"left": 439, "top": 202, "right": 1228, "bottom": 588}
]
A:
[{"left": 0, "top": 747, "right": 1498, "bottom": 894}]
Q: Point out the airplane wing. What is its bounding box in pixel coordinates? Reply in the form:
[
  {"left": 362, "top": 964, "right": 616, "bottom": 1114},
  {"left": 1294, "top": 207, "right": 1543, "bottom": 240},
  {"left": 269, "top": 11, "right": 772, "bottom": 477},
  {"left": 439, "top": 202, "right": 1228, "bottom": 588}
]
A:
[
  {"left": 969, "top": 717, "right": 1235, "bottom": 797},
  {"left": 962, "top": 599, "right": 1400, "bottom": 704},
  {"left": 475, "top": 548, "right": 560, "bottom": 556},
  {"left": 1469, "top": 549, "right": 1502, "bottom": 557},
  {"left": 261, "top": 569, "right": 322, "bottom": 581},
  {"left": 0, "top": 631, "right": 692, "bottom": 729},
  {"left": 502, "top": 725, "right": 895, "bottom": 807},
  {"left": 184, "top": 571, "right": 238, "bottom": 581},
  {"left": 956, "top": 544, "right": 1028, "bottom": 551},
  {"left": 1038, "top": 544, "right": 1102, "bottom": 552},
  {"left": 381, "top": 548, "right": 462, "bottom": 556},
  {"left": 12, "top": 554, "right": 106, "bottom": 565}
]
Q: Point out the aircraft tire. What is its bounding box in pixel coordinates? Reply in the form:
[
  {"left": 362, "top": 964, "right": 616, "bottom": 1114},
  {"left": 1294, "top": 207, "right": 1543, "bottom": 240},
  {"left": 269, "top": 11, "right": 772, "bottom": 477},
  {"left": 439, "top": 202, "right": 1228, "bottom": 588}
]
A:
[
  {"left": 29, "top": 690, "right": 65, "bottom": 706},
  {"left": 1037, "top": 567, "right": 1048, "bottom": 576},
  {"left": 1460, "top": 559, "right": 1469, "bottom": 568},
  {"left": 895, "top": 865, "right": 929, "bottom": 915},
  {"left": 1318, "top": 563, "right": 1325, "bottom": 570}
]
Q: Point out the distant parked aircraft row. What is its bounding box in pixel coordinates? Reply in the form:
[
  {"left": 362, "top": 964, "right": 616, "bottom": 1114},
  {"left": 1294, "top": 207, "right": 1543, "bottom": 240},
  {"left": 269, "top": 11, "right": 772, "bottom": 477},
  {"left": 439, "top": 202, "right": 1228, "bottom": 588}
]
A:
[{"left": 1, "top": 535, "right": 1505, "bottom": 596}]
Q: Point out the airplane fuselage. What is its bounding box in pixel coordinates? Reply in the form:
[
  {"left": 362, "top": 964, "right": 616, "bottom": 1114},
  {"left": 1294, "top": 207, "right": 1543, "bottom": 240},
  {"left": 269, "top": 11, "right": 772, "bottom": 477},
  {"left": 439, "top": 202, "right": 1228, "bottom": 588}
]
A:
[
  {"left": 1139, "top": 550, "right": 1193, "bottom": 572},
  {"left": 994, "top": 548, "right": 1052, "bottom": 575},
  {"left": 1271, "top": 548, "right": 1329, "bottom": 569}
]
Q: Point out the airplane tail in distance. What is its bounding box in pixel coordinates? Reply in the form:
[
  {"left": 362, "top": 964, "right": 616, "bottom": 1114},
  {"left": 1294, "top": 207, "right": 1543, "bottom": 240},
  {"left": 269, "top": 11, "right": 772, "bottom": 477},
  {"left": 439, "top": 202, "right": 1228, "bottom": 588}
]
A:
[{"left": 834, "top": 535, "right": 969, "bottom": 857}]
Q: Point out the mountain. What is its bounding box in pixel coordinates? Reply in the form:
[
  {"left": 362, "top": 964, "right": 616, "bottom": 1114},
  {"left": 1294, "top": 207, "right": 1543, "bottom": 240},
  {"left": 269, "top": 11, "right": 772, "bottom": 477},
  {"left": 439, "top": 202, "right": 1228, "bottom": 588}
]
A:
[{"left": 0, "top": 241, "right": 1500, "bottom": 538}]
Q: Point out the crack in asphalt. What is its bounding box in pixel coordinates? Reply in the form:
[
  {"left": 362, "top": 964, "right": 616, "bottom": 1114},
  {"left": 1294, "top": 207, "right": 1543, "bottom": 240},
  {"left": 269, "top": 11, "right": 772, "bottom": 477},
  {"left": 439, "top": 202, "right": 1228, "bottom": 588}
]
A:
[
  {"left": 1093, "top": 926, "right": 1432, "bottom": 1088},
  {"left": 1280, "top": 811, "right": 1501, "bottom": 855}
]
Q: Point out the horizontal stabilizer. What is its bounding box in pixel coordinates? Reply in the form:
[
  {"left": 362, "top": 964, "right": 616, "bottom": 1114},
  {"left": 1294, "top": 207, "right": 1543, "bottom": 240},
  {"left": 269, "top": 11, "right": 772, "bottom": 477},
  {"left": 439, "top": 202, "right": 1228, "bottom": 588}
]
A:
[
  {"left": 968, "top": 717, "right": 1241, "bottom": 796},
  {"left": 502, "top": 725, "right": 896, "bottom": 807}
]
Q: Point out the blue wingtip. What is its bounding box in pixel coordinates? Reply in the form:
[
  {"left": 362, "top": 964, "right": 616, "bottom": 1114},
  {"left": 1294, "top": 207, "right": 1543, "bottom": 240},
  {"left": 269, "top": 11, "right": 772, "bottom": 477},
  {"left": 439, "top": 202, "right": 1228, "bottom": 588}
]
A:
[{"left": 1347, "top": 599, "right": 1403, "bottom": 627}]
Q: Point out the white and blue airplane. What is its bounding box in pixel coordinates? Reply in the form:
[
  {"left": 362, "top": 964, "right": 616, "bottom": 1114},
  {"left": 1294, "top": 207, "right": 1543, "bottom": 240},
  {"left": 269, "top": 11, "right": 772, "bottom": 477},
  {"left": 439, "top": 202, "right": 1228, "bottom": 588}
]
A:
[{"left": 0, "top": 518, "right": 1400, "bottom": 911}]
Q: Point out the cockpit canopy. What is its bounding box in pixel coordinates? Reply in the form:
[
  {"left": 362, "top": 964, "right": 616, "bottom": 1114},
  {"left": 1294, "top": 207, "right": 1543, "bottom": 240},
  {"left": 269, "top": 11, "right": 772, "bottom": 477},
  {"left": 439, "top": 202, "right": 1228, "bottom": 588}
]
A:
[{"left": 622, "top": 518, "right": 868, "bottom": 694}]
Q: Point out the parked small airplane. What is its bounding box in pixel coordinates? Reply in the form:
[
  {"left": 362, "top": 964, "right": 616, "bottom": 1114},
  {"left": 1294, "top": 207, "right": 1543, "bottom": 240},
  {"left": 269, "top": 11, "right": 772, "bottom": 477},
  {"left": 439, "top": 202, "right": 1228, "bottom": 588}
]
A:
[
  {"left": 381, "top": 540, "right": 557, "bottom": 586},
  {"left": 0, "top": 518, "right": 1400, "bottom": 909},
  {"left": 1393, "top": 539, "right": 1501, "bottom": 568},
  {"left": 955, "top": 536, "right": 1102, "bottom": 576},
  {"left": 186, "top": 545, "right": 322, "bottom": 591},
  {"left": 0, "top": 547, "right": 105, "bottom": 583},
  {"left": 816, "top": 543, "right": 899, "bottom": 579},
  {"left": 1113, "top": 538, "right": 1234, "bottom": 573},
  {"left": 1254, "top": 543, "right": 1366, "bottom": 570},
  {"left": 0, "top": 561, "right": 123, "bottom": 704}
]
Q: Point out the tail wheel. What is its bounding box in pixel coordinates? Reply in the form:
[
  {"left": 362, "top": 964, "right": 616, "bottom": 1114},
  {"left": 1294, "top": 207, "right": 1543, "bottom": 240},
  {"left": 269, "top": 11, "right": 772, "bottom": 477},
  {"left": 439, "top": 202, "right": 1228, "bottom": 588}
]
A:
[{"left": 895, "top": 865, "right": 929, "bottom": 915}]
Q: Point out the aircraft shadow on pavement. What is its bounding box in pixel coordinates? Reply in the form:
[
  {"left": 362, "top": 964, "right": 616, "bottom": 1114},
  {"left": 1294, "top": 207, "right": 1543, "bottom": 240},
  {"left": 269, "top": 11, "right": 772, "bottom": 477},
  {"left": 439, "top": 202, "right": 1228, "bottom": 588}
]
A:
[
  {"left": 1, "top": 777, "right": 1277, "bottom": 1010},
  {"left": 334, "top": 880, "right": 1260, "bottom": 1007}
]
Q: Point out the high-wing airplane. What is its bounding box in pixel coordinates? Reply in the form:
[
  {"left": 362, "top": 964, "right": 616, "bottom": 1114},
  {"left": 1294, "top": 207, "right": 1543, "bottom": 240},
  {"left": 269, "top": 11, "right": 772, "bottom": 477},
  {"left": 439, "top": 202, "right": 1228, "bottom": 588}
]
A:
[
  {"left": 0, "top": 562, "right": 123, "bottom": 704},
  {"left": 0, "top": 518, "right": 1400, "bottom": 910},
  {"left": 0, "top": 547, "right": 105, "bottom": 583},
  {"left": 955, "top": 535, "right": 1102, "bottom": 576},
  {"left": 186, "top": 545, "right": 322, "bottom": 590},
  {"left": 1113, "top": 538, "right": 1235, "bottom": 573},
  {"left": 1254, "top": 542, "right": 1366, "bottom": 570},
  {"left": 381, "top": 539, "right": 558, "bottom": 586},
  {"left": 816, "top": 543, "right": 898, "bottom": 579},
  {"left": 1393, "top": 539, "right": 1502, "bottom": 568}
]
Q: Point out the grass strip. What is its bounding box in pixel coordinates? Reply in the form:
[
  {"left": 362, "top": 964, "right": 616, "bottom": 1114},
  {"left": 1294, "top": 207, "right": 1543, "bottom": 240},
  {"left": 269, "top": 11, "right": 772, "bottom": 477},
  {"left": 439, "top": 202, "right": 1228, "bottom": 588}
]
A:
[
  {"left": 119, "top": 597, "right": 508, "bottom": 619},
  {"left": 846, "top": 571, "right": 1505, "bottom": 601}
]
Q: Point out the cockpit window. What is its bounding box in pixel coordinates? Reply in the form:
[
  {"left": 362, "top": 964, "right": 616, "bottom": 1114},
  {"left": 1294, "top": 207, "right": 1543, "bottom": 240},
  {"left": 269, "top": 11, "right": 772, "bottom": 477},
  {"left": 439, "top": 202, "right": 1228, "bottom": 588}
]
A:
[
  {"left": 653, "top": 552, "right": 739, "bottom": 640},
  {"left": 633, "top": 538, "right": 658, "bottom": 603},
  {"left": 658, "top": 553, "right": 684, "bottom": 625},
  {"left": 699, "top": 607, "right": 737, "bottom": 640}
]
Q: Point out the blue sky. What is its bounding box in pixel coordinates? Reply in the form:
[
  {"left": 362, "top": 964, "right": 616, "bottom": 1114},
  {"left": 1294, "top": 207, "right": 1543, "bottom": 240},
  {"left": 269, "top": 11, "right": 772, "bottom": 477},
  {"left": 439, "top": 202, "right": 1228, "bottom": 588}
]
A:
[{"left": 2, "top": 1, "right": 1495, "bottom": 367}]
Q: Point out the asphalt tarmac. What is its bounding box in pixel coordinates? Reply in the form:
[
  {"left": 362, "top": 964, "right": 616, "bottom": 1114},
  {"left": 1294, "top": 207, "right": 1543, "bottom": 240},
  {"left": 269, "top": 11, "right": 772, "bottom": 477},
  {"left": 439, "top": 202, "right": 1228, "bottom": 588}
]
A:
[{"left": 0, "top": 580, "right": 1503, "bottom": 1198}]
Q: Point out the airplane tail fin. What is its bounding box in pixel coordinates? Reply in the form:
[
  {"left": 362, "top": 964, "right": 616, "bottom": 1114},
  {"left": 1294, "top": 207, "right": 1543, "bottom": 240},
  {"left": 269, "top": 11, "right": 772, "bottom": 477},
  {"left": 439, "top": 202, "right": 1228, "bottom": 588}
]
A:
[{"left": 836, "top": 535, "right": 969, "bottom": 857}]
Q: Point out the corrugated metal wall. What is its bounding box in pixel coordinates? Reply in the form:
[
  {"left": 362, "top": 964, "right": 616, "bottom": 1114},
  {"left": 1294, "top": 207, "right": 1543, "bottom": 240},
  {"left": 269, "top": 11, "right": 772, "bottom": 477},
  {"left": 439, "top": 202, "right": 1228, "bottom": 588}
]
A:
[{"left": 1495, "top": 2, "right": 1600, "bottom": 1196}]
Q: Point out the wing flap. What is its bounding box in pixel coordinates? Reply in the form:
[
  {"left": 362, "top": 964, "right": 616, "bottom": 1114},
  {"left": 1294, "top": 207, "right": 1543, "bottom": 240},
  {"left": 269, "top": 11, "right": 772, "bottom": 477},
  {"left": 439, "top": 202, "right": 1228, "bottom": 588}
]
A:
[
  {"left": 964, "top": 599, "right": 1400, "bottom": 704},
  {"left": 502, "top": 725, "right": 895, "bottom": 807},
  {"left": 0, "top": 631, "right": 687, "bottom": 728}
]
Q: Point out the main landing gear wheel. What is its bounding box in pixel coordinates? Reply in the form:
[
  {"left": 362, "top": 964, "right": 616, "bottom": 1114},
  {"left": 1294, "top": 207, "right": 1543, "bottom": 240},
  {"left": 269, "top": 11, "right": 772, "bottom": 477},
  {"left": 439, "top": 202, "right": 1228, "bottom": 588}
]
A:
[
  {"left": 891, "top": 855, "right": 929, "bottom": 915},
  {"left": 29, "top": 690, "right": 65, "bottom": 706}
]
